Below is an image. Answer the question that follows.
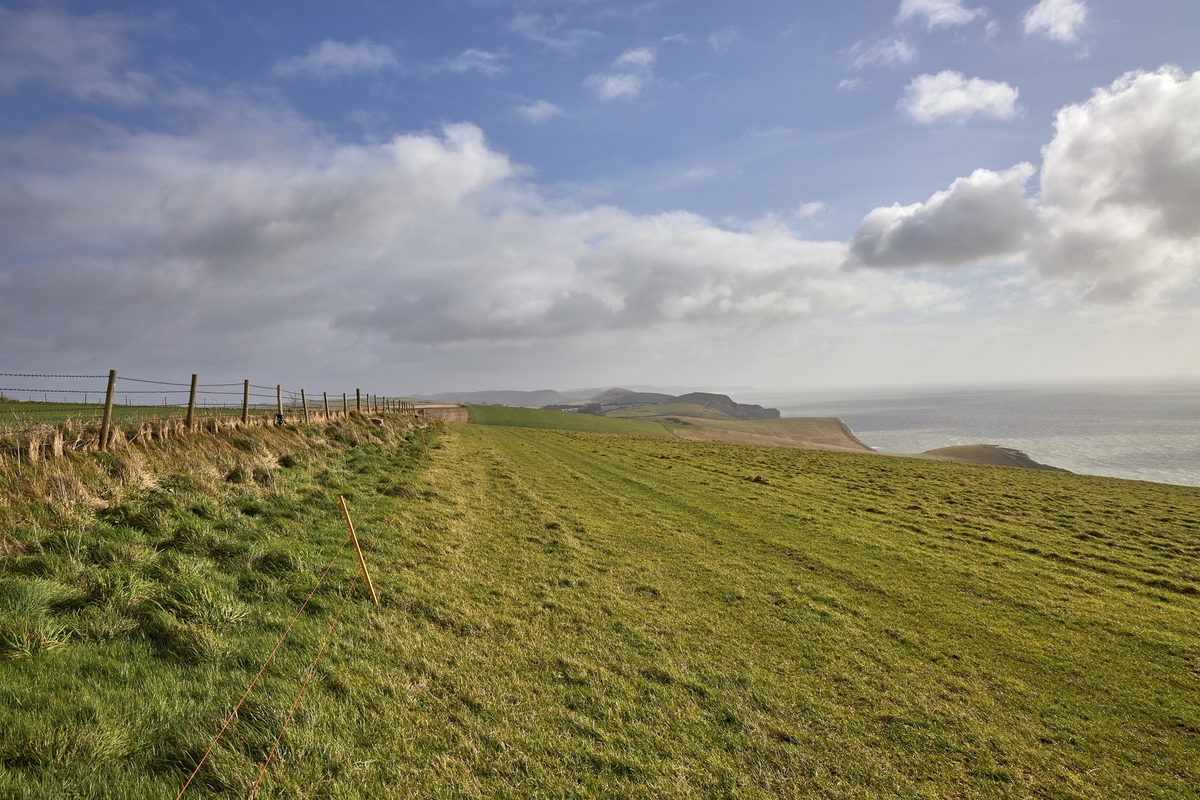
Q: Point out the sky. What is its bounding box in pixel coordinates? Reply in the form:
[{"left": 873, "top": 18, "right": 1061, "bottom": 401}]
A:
[{"left": 1, "top": 0, "right": 1198, "bottom": 396}]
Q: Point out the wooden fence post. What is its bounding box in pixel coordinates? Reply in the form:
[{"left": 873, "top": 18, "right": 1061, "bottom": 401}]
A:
[
  {"left": 338, "top": 496, "right": 379, "bottom": 606},
  {"left": 323, "top": 391, "right": 330, "bottom": 420},
  {"left": 99, "top": 370, "right": 117, "bottom": 451},
  {"left": 242, "top": 380, "right": 250, "bottom": 425},
  {"left": 185, "top": 374, "right": 198, "bottom": 431},
  {"left": 342, "top": 392, "right": 348, "bottom": 417},
  {"left": 356, "top": 389, "right": 361, "bottom": 413},
  {"left": 276, "top": 385, "right": 283, "bottom": 419},
  {"left": 300, "top": 389, "right": 309, "bottom": 423}
]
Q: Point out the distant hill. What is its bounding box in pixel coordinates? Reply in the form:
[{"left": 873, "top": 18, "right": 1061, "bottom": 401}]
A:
[
  {"left": 419, "top": 389, "right": 575, "bottom": 407},
  {"left": 919, "top": 445, "right": 1070, "bottom": 472},
  {"left": 589, "top": 388, "right": 676, "bottom": 407},
  {"left": 672, "top": 392, "right": 780, "bottom": 420}
]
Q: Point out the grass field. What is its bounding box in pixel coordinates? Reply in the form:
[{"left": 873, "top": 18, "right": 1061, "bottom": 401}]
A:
[
  {"left": 0, "top": 400, "right": 269, "bottom": 429},
  {"left": 466, "top": 403, "right": 673, "bottom": 437},
  {"left": 1, "top": 415, "right": 1198, "bottom": 797},
  {"left": 605, "top": 402, "right": 732, "bottom": 420}
]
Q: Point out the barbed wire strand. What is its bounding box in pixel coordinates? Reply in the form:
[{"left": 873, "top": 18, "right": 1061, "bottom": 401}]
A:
[
  {"left": 176, "top": 423, "right": 427, "bottom": 799},
  {"left": 0, "top": 372, "right": 108, "bottom": 379},
  {"left": 173, "top": 534, "right": 353, "bottom": 800},
  {"left": 247, "top": 466, "right": 420, "bottom": 797}
]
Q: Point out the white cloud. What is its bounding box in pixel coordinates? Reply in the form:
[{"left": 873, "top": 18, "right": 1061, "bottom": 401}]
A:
[
  {"left": 662, "top": 33, "right": 694, "bottom": 44},
  {"left": 852, "top": 67, "right": 1200, "bottom": 303},
  {"left": 850, "top": 38, "right": 917, "bottom": 70},
  {"left": 433, "top": 49, "right": 506, "bottom": 77},
  {"left": 510, "top": 13, "right": 601, "bottom": 53},
  {"left": 900, "top": 71, "right": 1020, "bottom": 123},
  {"left": 585, "top": 73, "right": 643, "bottom": 100},
  {"left": 795, "top": 202, "right": 828, "bottom": 219},
  {"left": 895, "top": 0, "right": 988, "bottom": 28},
  {"left": 613, "top": 47, "right": 655, "bottom": 69},
  {"left": 274, "top": 39, "right": 398, "bottom": 79},
  {"left": 516, "top": 99, "right": 563, "bottom": 123},
  {"left": 1023, "top": 0, "right": 1088, "bottom": 44},
  {"left": 707, "top": 27, "right": 738, "bottom": 54},
  {"left": 586, "top": 48, "right": 655, "bottom": 100},
  {"left": 1033, "top": 67, "right": 1200, "bottom": 301},
  {"left": 848, "top": 164, "right": 1038, "bottom": 267},
  {"left": 0, "top": 108, "right": 960, "bottom": 379},
  {"left": 838, "top": 78, "right": 865, "bottom": 91},
  {"left": 0, "top": 7, "right": 147, "bottom": 102}
]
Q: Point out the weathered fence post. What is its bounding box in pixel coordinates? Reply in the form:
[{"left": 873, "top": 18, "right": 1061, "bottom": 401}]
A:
[
  {"left": 342, "top": 392, "right": 348, "bottom": 417},
  {"left": 185, "top": 374, "right": 198, "bottom": 431},
  {"left": 242, "top": 380, "right": 250, "bottom": 425},
  {"left": 276, "top": 385, "right": 283, "bottom": 418},
  {"left": 323, "top": 391, "right": 330, "bottom": 420},
  {"left": 356, "top": 389, "right": 361, "bottom": 413},
  {"left": 300, "top": 389, "right": 309, "bottom": 423},
  {"left": 99, "top": 370, "right": 117, "bottom": 451}
]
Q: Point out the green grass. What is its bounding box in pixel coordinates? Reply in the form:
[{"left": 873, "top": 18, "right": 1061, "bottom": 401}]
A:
[
  {"left": 1, "top": 417, "right": 1198, "bottom": 797},
  {"left": 467, "top": 403, "right": 673, "bottom": 436},
  {"left": 605, "top": 402, "right": 731, "bottom": 420},
  {"left": 1, "top": 401, "right": 272, "bottom": 429}
]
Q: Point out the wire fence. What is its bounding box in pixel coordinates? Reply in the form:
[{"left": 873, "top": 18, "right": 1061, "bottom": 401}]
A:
[
  {"left": 0, "top": 370, "right": 419, "bottom": 433},
  {"left": 0, "top": 369, "right": 435, "bottom": 462}
]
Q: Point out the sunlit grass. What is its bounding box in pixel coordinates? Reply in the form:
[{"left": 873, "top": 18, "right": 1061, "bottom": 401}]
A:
[{"left": 1, "top": 415, "right": 1197, "bottom": 797}]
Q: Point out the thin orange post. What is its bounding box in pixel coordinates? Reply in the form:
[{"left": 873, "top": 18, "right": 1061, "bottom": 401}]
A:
[{"left": 338, "top": 496, "right": 378, "bottom": 606}]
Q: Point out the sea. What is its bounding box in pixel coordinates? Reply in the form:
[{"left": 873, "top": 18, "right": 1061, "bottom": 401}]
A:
[{"left": 738, "top": 382, "right": 1200, "bottom": 488}]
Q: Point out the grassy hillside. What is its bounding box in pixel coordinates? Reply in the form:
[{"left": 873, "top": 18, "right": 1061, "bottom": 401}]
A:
[
  {"left": 466, "top": 403, "right": 672, "bottom": 437},
  {"left": 605, "top": 402, "right": 733, "bottom": 420},
  {"left": 1, "top": 418, "right": 1197, "bottom": 797}
]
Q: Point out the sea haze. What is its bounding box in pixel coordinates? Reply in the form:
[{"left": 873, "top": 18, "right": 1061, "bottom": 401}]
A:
[{"left": 740, "top": 383, "right": 1200, "bottom": 488}]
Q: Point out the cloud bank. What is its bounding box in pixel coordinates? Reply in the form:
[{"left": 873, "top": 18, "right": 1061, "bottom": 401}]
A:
[
  {"left": 853, "top": 67, "right": 1200, "bottom": 302},
  {"left": 0, "top": 7, "right": 146, "bottom": 101},
  {"left": 0, "top": 108, "right": 954, "bottom": 373}
]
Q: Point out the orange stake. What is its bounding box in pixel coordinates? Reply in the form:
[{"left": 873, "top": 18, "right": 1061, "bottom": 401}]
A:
[{"left": 338, "top": 496, "right": 379, "bottom": 606}]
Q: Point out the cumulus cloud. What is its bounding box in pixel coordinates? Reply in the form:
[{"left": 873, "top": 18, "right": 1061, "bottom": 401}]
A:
[
  {"left": 516, "top": 99, "right": 563, "bottom": 123},
  {"left": 0, "top": 7, "right": 147, "bottom": 102},
  {"left": 900, "top": 71, "right": 1020, "bottom": 123},
  {"left": 895, "top": 0, "right": 988, "bottom": 28},
  {"left": 1032, "top": 67, "right": 1200, "bottom": 301},
  {"left": 274, "top": 39, "right": 398, "bottom": 78},
  {"left": 850, "top": 38, "right": 917, "bottom": 70},
  {"left": 838, "top": 78, "right": 865, "bottom": 91},
  {"left": 852, "top": 67, "right": 1200, "bottom": 303},
  {"left": 585, "top": 48, "right": 655, "bottom": 100},
  {"left": 0, "top": 101, "right": 964, "bottom": 378},
  {"left": 1023, "top": 0, "right": 1088, "bottom": 44},
  {"left": 848, "top": 165, "right": 1038, "bottom": 268}
]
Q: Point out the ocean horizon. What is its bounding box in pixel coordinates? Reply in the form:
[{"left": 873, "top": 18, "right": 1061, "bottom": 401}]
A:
[{"left": 739, "top": 381, "right": 1200, "bottom": 488}]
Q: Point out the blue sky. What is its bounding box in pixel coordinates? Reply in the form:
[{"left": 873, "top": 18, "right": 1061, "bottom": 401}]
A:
[{"left": 1, "top": 0, "right": 1199, "bottom": 394}]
